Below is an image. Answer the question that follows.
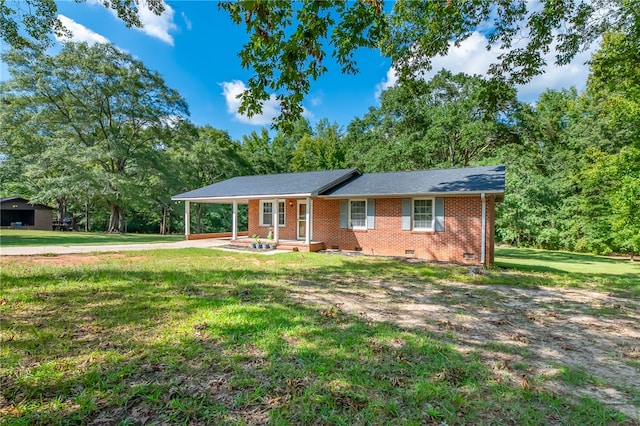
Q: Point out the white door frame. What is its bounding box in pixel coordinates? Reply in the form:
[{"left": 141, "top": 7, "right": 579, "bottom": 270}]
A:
[{"left": 297, "top": 200, "right": 307, "bottom": 241}]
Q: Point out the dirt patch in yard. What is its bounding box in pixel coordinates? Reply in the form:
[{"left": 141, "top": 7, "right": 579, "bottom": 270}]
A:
[
  {"left": 0, "top": 253, "right": 143, "bottom": 267},
  {"left": 288, "top": 273, "right": 640, "bottom": 421}
]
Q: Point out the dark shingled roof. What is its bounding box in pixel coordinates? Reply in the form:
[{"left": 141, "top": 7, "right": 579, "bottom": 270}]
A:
[
  {"left": 172, "top": 168, "right": 360, "bottom": 200},
  {"left": 0, "top": 197, "right": 54, "bottom": 209},
  {"left": 321, "top": 165, "right": 505, "bottom": 197}
]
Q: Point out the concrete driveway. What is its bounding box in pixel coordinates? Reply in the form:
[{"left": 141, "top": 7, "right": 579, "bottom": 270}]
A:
[{"left": 0, "top": 238, "right": 231, "bottom": 256}]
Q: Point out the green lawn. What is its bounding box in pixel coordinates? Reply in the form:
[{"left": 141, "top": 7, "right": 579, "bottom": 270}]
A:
[
  {"left": 1, "top": 248, "right": 635, "bottom": 425},
  {"left": 0, "top": 229, "right": 183, "bottom": 247},
  {"left": 494, "top": 246, "right": 640, "bottom": 296}
]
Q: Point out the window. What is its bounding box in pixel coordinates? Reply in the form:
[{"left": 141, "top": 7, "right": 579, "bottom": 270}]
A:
[
  {"left": 278, "top": 202, "right": 285, "bottom": 227},
  {"left": 350, "top": 200, "right": 366, "bottom": 229},
  {"left": 413, "top": 199, "right": 434, "bottom": 230},
  {"left": 260, "top": 201, "right": 285, "bottom": 227}
]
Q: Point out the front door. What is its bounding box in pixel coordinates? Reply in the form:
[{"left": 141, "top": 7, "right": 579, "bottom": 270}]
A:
[{"left": 297, "top": 201, "right": 306, "bottom": 240}]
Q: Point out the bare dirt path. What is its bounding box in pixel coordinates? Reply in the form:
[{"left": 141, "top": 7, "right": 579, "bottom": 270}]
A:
[{"left": 289, "top": 273, "right": 640, "bottom": 421}]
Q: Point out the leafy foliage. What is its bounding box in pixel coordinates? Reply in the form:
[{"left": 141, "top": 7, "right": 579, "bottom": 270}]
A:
[
  {"left": 344, "top": 70, "right": 517, "bottom": 171},
  {"left": 2, "top": 1, "right": 634, "bottom": 127},
  {"left": 0, "top": 0, "right": 165, "bottom": 50},
  {"left": 290, "top": 119, "right": 346, "bottom": 171},
  {"left": 1, "top": 3, "right": 638, "bottom": 257},
  {"left": 1, "top": 42, "right": 189, "bottom": 233},
  {"left": 494, "top": 27, "right": 639, "bottom": 255}
]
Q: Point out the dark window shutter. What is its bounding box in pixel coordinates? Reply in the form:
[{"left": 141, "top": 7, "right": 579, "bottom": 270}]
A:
[
  {"left": 435, "top": 197, "right": 445, "bottom": 231},
  {"left": 366, "top": 199, "right": 375, "bottom": 229},
  {"left": 339, "top": 199, "right": 348, "bottom": 229},
  {"left": 401, "top": 198, "right": 411, "bottom": 230}
]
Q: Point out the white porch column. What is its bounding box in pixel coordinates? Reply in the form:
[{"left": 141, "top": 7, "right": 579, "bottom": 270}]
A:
[
  {"left": 305, "top": 197, "right": 311, "bottom": 245},
  {"left": 481, "top": 193, "right": 486, "bottom": 265},
  {"left": 184, "top": 201, "right": 190, "bottom": 238},
  {"left": 232, "top": 200, "right": 238, "bottom": 241},
  {"left": 272, "top": 198, "right": 279, "bottom": 243}
]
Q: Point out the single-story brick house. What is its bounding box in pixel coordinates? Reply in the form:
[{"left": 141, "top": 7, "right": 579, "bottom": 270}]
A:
[
  {"left": 0, "top": 197, "right": 54, "bottom": 230},
  {"left": 172, "top": 165, "right": 505, "bottom": 265}
]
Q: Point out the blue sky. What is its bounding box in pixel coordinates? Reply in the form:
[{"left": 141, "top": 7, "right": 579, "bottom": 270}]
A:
[{"left": 1, "top": 1, "right": 596, "bottom": 141}]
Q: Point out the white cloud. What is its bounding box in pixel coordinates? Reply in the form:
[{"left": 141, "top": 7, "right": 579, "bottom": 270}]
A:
[
  {"left": 375, "top": 31, "right": 597, "bottom": 102},
  {"left": 301, "top": 106, "right": 314, "bottom": 119},
  {"left": 375, "top": 66, "right": 398, "bottom": 99},
  {"left": 220, "top": 80, "right": 280, "bottom": 126},
  {"left": 181, "top": 12, "right": 192, "bottom": 31},
  {"left": 86, "top": 0, "right": 177, "bottom": 45},
  {"left": 310, "top": 92, "right": 324, "bottom": 107},
  {"left": 56, "top": 14, "right": 110, "bottom": 45},
  {"left": 517, "top": 47, "right": 594, "bottom": 102},
  {"left": 137, "top": 1, "right": 177, "bottom": 45}
]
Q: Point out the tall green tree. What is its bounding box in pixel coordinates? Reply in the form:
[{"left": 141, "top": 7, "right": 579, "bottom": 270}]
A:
[
  {"left": 240, "top": 119, "right": 308, "bottom": 174},
  {"left": 494, "top": 88, "right": 579, "bottom": 248},
  {"left": 290, "top": 119, "right": 346, "bottom": 171},
  {"left": 0, "top": 0, "right": 165, "bottom": 50},
  {"left": 0, "top": 42, "right": 189, "bottom": 232},
  {"left": 219, "top": 0, "right": 630, "bottom": 127},
  {"left": 240, "top": 129, "right": 277, "bottom": 176},
  {"left": 566, "top": 29, "right": 640, "bottom": 255},
  {"left": 495, "top": 27, "right": 640, "bottom": 257},
  {"left": 344, "top": 70, "right": 517, "bottom": 172},
  {"left": 172, "top": 125, "right": 250, "bottom": 234},
  {"left": 3, "top": 1, "right": 635, "bottom": 127}
]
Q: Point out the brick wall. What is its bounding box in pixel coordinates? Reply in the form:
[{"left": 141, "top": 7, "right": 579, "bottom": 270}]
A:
[
  {"left": 248, "top": 195, "right": 498, "bottom": 265},
  {"left": 248, "top": 199, "right": 300, "bottom": 241}
]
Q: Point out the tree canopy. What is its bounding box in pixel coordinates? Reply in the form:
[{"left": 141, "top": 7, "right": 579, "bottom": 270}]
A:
[
  {"left": 0, "top": 3, "right": 638, "bottom": 257},
  {"left": 343, "top": 70, "right": 517, "bottom": 171},
  {"left": 2, "top": 0, "right": 637, "bottom": 127},
  {"left": 1, "top": 42, "right": 189, "bottom": 232}
]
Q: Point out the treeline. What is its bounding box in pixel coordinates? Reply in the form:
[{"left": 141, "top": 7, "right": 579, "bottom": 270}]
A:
[{"left": 1, "top": 33, "right": 638, "bottom": 256}]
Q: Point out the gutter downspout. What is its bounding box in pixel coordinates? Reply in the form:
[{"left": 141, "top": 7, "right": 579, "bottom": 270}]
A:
[
  {"left": 305, "top": 197, "right": 311, "bottom": 245},
  {"left": 481, "top": 193, "right": 486, "bottom": 266}
]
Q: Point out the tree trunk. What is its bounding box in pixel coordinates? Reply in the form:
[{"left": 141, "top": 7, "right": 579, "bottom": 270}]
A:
[
  {"left": 108, "top": 204, "right": 124, "bottom": 233},
  {"left": 57, "top": 197, "right": 67, "bottom": 221},
  {"left": 160, "top": 205, "right": 168, "bottom": 235},
  {"left": 84, "top": 202, "right": 91, "bottom": 232}
]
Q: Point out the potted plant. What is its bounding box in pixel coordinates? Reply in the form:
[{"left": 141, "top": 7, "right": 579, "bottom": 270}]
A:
[
  {"left": 251, "top": 234, "right": 260, "bottom": 249},
  {"left": 267, "top": 230, "right": 276, "bottom": 249}
]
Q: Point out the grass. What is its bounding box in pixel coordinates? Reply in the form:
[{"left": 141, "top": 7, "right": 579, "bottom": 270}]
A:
[
  {"left": 0, "top": 229, "right": 183, "bottom": 247},
  {"left": 495, "top": 246, "right": 639, "bottom": 275},
  {"left": 0, "top": 248, "right": 634, "bottom": 425},
  {"left": 492, "top": 246, "right": 640, "bottom": 297}
]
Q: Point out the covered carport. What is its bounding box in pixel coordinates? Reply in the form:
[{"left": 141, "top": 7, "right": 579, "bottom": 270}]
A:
[{"left": 177, "top": 197, "right": 251, "bottom": 242}]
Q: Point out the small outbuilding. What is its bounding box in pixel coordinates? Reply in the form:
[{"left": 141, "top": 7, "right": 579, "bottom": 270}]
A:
[{"left": 0, "top": 197, "right": 54, "bottom": 231}]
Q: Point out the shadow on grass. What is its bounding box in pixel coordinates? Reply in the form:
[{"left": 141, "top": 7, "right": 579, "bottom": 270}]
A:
[{"left": 0, "top": 250, "right": 634, "bottom": 424}]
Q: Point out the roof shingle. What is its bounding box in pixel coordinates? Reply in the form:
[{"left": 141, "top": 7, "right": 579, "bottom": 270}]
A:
[
  {"left": 172, "top": 166, "right": 505, "bottom": 201},
  {"left": 172, "top": 168, "right": 360, "bottom": 200},
  {"left": 321, "top": 165, "right": 505, "bottom": 197}
]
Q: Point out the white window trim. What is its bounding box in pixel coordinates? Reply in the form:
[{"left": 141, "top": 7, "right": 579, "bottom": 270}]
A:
[
  {"left": 259, "top": 200, "right": 285, "bottom": 227},
  {"left": 349, "top": 199, "right": 367, "bottom": 230},
  {"left": 278, "top": 201, "right": 286, "bottom": 228},
  {"left": 412, "top": 198, "right": 435, "bottom": 231}
]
